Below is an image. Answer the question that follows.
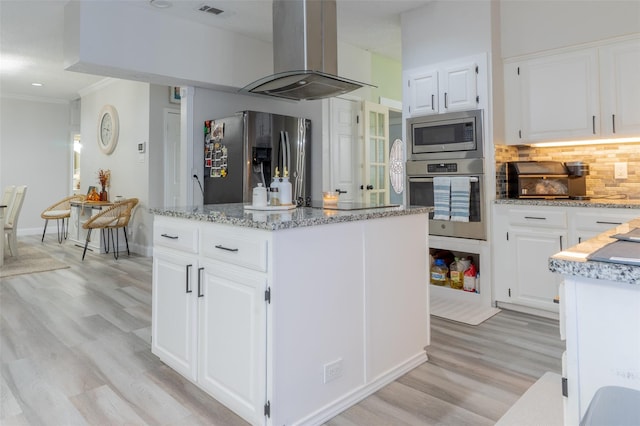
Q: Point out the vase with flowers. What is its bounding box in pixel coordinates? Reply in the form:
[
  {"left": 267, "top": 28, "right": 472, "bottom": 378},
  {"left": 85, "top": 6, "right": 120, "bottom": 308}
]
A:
[{"left": 97, "top": 169, "right": 111, "bottom": 201}]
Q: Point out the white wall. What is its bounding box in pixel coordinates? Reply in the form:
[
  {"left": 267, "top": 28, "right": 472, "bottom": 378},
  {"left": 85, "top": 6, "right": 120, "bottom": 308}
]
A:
[
  {"left": 0, "top": 97, "right": 71, "bottom": 233},
  {"left": 80, "top": 79, "right": 152, "bottom": 255},
  {"left": 500, "top": 0, "right": 640, "bottom": 58},
  {"left": 401, "top": 0, "right": 493, "bottom": 70}
]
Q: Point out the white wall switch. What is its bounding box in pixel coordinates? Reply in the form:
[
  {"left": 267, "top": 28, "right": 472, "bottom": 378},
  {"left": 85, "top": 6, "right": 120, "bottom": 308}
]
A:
[{"left": 614, "top": 162, "right": 628, "bottom": 179}]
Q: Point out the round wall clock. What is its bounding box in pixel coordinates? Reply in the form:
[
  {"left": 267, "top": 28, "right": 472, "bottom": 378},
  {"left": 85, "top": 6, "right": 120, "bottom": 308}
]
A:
[{"left": 97, "top": 105, "right": 119, "bottom": 155}]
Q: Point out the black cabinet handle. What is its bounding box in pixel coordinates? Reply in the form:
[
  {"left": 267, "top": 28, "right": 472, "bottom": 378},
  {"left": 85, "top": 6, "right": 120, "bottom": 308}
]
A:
[
  {"left": 186, "top": 264, "right": 192, "bottom": 293},
  {"left": 161, "top": 233, "right": 178, "bottom": 239},
  {"left": 215, "top": 244, "right": 239, "bottom": 252},
  {"left": 592, "top": 115, "right": 596, "bottom": 134},
  {"left": 431, "top": 94, "right": 435, "bottom": 110},
  {"left": 197, "top": 267, "right": 204, "bottom": 298},
  {"left": 524, "top": 216, "right": 547, "bottom": 220},
  {"left": 444, "top": 92, "right": 448, "bottom": 109},
  {"left": 559, "top": 235, "right": 563, "bottom": 251},
  {"left": 335, "top": 189, "right": 347, "bottom": 194},
  {"left": 596, "top": 221, "right": 622, "bottom": 225},
  {"left": 612, "top": 114, "right": 616, "bottom": 134}
]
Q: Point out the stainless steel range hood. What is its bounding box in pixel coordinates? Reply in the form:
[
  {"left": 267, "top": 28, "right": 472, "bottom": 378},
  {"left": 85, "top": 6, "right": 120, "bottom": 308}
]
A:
[{"left": 242, "top": 0, "right": 371, "bottom": 101}]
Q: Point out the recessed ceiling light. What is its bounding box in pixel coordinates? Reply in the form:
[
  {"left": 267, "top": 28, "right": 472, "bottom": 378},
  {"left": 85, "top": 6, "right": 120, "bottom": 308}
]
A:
[
  {"left": 31, "top": 82, "right": 43, "bottom": 87},
  {"left": 150, "top": 0, "right": 172, "bottom": 8}
]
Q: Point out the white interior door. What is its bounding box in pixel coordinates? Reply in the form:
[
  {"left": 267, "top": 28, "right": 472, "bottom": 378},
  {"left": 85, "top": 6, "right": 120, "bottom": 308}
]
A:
[
  {"left": 363, "top": 102, "right": 390, "bottom": 205},
  {"left": 328, "top": 98, "right": 361, "bottom": 202},
  {"left": 164, "top": 110, "right": 181, "bottom": 206}
]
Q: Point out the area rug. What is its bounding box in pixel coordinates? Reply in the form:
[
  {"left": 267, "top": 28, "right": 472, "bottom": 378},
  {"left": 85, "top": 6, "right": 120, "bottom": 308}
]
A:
[
  {"left": 495, "top": 371, "right": 563, "bottom": 426},
  {"left": 1, "top": 243, "right": 70, "bottom": 278},
  {"left": 431, "top": 296, "right": 501, "bottom": 325}
]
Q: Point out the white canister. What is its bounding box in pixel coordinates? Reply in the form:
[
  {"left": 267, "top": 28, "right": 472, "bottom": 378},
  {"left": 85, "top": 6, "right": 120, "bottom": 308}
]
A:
[{"left": 252, "top": 183, "right": 267, "bottom": 207}]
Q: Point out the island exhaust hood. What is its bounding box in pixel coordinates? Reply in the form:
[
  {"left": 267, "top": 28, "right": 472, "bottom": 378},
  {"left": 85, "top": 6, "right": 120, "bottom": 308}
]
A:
[{"left": 241, "top": 0, "right": 372, "bottom": 101}]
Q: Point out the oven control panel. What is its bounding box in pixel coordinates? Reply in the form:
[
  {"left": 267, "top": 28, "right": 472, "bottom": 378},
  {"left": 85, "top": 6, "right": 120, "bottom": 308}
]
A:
[{"left": 427, "top": 163, "right": 458, "bottom": 173}]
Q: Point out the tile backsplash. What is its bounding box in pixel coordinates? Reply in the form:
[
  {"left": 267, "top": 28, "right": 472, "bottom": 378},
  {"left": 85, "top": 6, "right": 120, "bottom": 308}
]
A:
[{"left": 495, "top": 142, "right": 640, "bottom": 199}]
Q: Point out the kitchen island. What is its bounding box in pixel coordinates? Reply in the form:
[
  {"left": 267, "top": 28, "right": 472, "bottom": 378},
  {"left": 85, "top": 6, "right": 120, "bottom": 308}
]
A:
[
  {"left": 150, "top": 203, "right": 432, "bottom": 426},
  {"left": 549, "top": 217, "right": 640, "bottom": 424}
]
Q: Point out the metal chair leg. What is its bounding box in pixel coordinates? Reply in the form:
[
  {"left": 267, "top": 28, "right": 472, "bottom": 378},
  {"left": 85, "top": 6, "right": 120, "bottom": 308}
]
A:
[
  {"left": 102, "top": 228, "right": 110, "bottom": 253},
  {"left": 56, "top": 219, "right": 63, "bottom": 244},
  {"left": 82, "top": 229, "right": 92, "bottom": 260},
  {"left": 41, "top": 219, "right": 49, "bottom": 242},
  {"left": 110, "top": 228, "right": 119, "bottom": 260},
  {"left": 63, "top": 217, "right": 69, "bottom": 239},
  {"left": 123, "top": 226, "right": 130, "bottom": 256}
]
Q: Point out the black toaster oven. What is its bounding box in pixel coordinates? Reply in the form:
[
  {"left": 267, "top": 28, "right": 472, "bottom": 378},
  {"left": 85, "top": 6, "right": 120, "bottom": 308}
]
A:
[{"left": 506, "top": 161, "right": 570, "bottom": 199}]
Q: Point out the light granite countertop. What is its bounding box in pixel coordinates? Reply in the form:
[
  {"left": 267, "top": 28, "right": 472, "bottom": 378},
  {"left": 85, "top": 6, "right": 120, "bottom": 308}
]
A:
[
  {"left": 495, "top": 198, "right": 640, "bottom": 209},
  {"left": 150, "top": 203, "right": 433, "bottom": 231},
  {"left": 549, "top": 217, "right": 640, "bottom": 284}
]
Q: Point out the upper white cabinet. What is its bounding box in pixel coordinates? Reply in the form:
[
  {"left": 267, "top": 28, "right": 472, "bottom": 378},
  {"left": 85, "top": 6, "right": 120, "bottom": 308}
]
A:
[
  {"left": 405, "top": 58, "right": 479, "bottom": 117},
  {"left": 599, "top": 38, "right": 640, "bottom": 136},
  {"left": 504, "top": 36, "right": 640, "bottom": 144},
  {"left": 408, "top": 69, "right": 438, "bottom": 116}
]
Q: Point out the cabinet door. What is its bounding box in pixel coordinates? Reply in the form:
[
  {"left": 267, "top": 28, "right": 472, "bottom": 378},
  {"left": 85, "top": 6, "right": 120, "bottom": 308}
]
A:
[
  {"left": 600, "top": 39, "right": 640, "bottom": 136},
  {"left": 151, "top": 250, "right": 198, "bottom": 381},
  {"left": 510, "top": 229, "right": 565, "bottom": 312},
  {"left": 197, "top": 262, "right": 267, "bottom": 425},
  {"left": 503, "top": 62, "right": 523, "bottom": 145},
  {"left": 520, "top": 48, "right": 599, "bottom": 141},
  {"left": 440, "top": 62, "right": 477, "bottom": 112},
  {"left": 408, "top": 70, "right": 438, "bottom": 116},
  {"left": 492, "top": 206, "right": 517, "bottom": 303}
]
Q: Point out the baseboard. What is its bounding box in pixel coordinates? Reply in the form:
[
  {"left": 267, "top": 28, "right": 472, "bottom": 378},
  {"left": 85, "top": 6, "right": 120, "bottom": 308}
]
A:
[
  {"left": 292, "top": 351, "right": 428, "bottom": 426},
  {"left": 496, "top": 302, "right": 559, "bottom": 320}
]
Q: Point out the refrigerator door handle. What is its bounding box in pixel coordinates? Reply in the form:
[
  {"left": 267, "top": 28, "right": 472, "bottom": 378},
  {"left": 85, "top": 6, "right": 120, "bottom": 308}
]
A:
[
  {"left": 295, "top": 119, "right": 306, "bottom": 203},
  {"left": 284, "top": 131, "right": 290, "bottom": 174}
]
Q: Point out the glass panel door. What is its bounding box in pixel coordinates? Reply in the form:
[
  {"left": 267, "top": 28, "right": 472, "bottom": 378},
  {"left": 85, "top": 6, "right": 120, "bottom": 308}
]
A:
[{"left": 363, "top": 102, "right": 389, "bottom": 204}]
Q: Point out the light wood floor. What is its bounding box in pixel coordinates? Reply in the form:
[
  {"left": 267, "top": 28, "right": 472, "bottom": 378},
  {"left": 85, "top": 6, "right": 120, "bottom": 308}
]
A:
[{"left": 1, "top": 235, "right": 565, "bottom": 425}]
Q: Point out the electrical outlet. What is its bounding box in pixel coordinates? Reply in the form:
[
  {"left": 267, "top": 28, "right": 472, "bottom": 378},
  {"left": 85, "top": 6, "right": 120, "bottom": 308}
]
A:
[
  {"left": 614, "top": 162, "right": 628, "bottom": 179},
  {"left": 323, "top": 358, "right": 343, "bottom": 384}
]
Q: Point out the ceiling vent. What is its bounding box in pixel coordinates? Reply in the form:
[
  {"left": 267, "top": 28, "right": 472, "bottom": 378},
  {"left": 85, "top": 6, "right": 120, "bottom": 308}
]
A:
[
  {"left": 198, "top": 4, "right": 224, "bottom": 15},
  {"left": 241, "top": 0, "right": 372, "bottom": 101}
]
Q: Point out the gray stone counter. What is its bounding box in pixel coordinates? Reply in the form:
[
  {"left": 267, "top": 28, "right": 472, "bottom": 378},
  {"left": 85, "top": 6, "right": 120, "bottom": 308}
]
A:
[
  {"left": 495, "top": 198, "right": 640, "bottom": 210},
  {"left": 549, "top": 217, "right": 640, "bottom": 284},
  {"left": 150, "top": 203, "right": 433, "bottom": 231}
]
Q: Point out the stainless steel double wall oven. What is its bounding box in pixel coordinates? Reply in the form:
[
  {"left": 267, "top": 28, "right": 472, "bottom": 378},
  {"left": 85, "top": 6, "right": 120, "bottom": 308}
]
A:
[{"left": 407, "top": 109, "right": 486, "bottom": 240}]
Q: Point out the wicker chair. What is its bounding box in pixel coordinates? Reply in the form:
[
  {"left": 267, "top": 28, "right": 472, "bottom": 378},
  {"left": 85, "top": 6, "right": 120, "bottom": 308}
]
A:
[
  {"left": 41, "top": 194, "right": 85, "bottom": 243},
  {"left": 81, "top": 198, "right": 139, "bottom": 260}
]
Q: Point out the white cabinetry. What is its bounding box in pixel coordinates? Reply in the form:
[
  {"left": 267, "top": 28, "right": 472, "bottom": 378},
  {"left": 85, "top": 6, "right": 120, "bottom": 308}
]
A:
[
  {"left": 504, "top": 36, "right": 640, "bottom": 144},
  {"left": 198, "top": 261, "right": 267, "bottom": 424},
  {"left": 152, "top": 250, "right": 198, "bottom": 381},
  {"left": 152, "top": 213, "right": 429, "bottom": 425},
  {"left": 599, "top": 38, "right": 640, "bottom": 136},
  {"left": 562, "top": 277, "right": 640, "bottom": 424},
  {"left": 405, "top": 58, "right": 479, "bottom": 117},
  {"left": 570, "top": 208, "right": 640, "bottom": 245},
  {"left": 493, "top": 205, "right": 567, "bottom": 313},
  {"left": 494, "top": 204, "right": 640, "bottom": 314},
  {"left": 152, "top": 217, "right": 268, "bottom": 425}
]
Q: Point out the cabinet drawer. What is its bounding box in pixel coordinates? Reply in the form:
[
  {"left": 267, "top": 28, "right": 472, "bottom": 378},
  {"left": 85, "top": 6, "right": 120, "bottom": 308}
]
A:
[
  {"left": 201, "top": 227, "right": 268, "bottom": 272},
  {"left": 154, "top": 220, "right": 199, "bottom": 254},
  {"left": 573, "top": 211, "right": 637, "bottom": 232},
  {"left": 508, "top": 209, "right": 567, "bottom": 229}
]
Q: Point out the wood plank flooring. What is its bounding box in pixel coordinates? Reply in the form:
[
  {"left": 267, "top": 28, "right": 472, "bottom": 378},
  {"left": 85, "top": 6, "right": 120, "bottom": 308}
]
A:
[{"left": 1, "top": 235, "right": 565, "bottom": 425}]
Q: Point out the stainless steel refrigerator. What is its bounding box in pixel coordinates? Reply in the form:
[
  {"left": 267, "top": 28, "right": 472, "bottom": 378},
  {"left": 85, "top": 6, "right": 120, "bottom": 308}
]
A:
[{"left": 203, "top": 111, "right": 311, "bottom": 205}]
